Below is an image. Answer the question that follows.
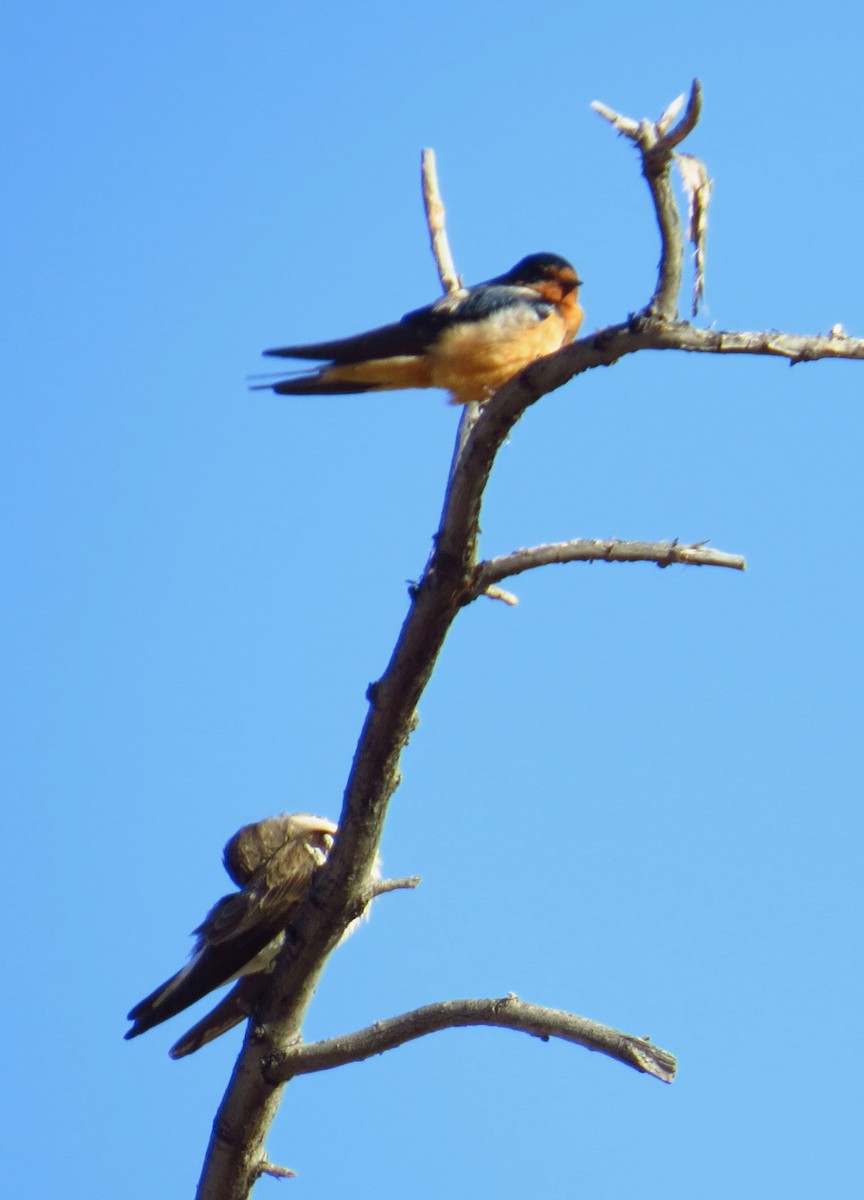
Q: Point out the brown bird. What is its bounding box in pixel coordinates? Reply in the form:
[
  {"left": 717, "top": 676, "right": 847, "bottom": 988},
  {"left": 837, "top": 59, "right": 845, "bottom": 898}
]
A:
[
  {"left": 259, "top": 252, "right": 584, "bottom": 405},
  {"left": 126, "top": 813, "right": 374, "bottom": 1058}
]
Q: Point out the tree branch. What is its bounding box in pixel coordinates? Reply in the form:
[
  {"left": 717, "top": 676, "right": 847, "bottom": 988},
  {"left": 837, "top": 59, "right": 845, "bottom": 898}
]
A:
[
  {"left": 434, "top": 319, "right": 864, "bottom": 516},
  {"left": 421, "top": 148, "right": 461, "bottom": 295},
  {"left": 677, "top": 153, "right": 713, "bottom": 316},
  {"left": 593, "top": 80, "right": 702, "bottom": 319},
  {"left": 510, "top": 320, "right": 864, "bottom": 408},
  {"left": 367, "top": 874, "right": 421, "bottom": 901},
  {"left": 196, "top": 151, "right": 480, "bottom": 1200},
  {"left": 420, "top": 147, "right": 484, "bottom": 508},
  {"left": 482, "top": 584, "right": 520, "bottom": 606},
  {"left": 253, "top": 1161, "right": 295, "bottom": 1182},
  {"left": 266, "top": 997, "right": 676, "bottom": 1085},
  {"left": 192, "top": 86, "right": 864, "bottom": 1199},
  {"left": 473, "top": 539, "right": 746, "bottom": 595}
]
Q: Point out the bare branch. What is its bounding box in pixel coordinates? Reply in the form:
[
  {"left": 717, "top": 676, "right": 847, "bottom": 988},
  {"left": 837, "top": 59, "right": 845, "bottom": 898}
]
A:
[
  {"left": 405, "top": 308, "right": 862, "bottom": 636},
  {"left": 483, "top": 585, "right": 519, "bottom": 606},
  {"left": 421, "top": 149, "right": 461, "bottom": 295},
  {"left": 593, "top": 81, "right": 703, "bottom": 319},
  {"left": 266, "top": 997, "right": 676, "bottom": 1085},
  {"left": 638, "top": 130, "right": 686, "bottom": 316},
  {"left": 420, "top": 146, "right": 483, "bottom": 509},
  {"left": 473, "top": 539, "right": 746, "bottom": 595},
  {"left": 253, "top": 1161, "right": 295, "bottom": 1182},
  {"left": 444, "top": 320, "right": 864, "bottom": 460},
  {"left": 196, "top": 155, "right": 478, "bottom": 1200},
  {"left": 656, "top": 91, "right": 686, "bottom": 136},
  {"left": 590, "top": 99, "right": 639, "bottom": 136},
  {"left": 677, "top": 153, "right": 713, "bottom": 316},
  {"left": 661, "top": 78, "right": 702, "bottom": 150},
  {"left": 574, "top": 321, "right": 864, "bottom": 369},
  {"left": 193, "top": 88, "right": 864, "bottom": 1198},
  {"left": 367, "top": 874, "right": 421, "bottom": 900}
]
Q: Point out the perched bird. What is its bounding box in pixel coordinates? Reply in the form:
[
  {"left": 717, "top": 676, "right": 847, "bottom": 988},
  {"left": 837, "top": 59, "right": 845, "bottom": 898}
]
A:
[
  {"left": 259, "top": 252, "right": 584, "bottom": 405},
  {"left": 126, "top": 812, "right": 375, "bottom": 1058}
]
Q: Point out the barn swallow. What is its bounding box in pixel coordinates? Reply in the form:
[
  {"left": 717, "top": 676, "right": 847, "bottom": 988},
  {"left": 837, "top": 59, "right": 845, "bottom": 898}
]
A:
[
  {"left": 259, "top": 252, "right": 584, "bottom": 405},
  {"left": 126, "top": 813, "right": 377, "bottom": 1058}
]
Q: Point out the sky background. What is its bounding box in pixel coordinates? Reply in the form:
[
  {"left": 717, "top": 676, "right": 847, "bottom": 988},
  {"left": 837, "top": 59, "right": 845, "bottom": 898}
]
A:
[{"left": 4, "top": 2, "right": 863, "bottom": 1196}]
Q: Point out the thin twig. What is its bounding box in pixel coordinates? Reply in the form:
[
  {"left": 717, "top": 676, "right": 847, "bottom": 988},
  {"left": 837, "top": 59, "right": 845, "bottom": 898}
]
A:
[
  {"left": 439, "top": 320, "right": 864, "bottom": 463},
  {"left": 590, "top": 100, "right": 639, "bottom": 136},
  {"left": 661, "top": 78, "right": 702, "bottom": 150},
  {"left": 367, "top": 875, "right": 421, "bottom": 900},
  {"left": 420, "top": 147, "right": 483, "bottom": 515},
  {"left": 571, "top": 321, "right": 864, "bottom": 371},
  {"left": 193, "top": 90, "right": 864, "bottom": 1200},
  {"left": 677, "top": 153, "right": 713, "bottom": 316},
  {"left": 266, "top": 997, "right": 676, "bottom": 1085},
  {"left": 656, "top": 91, "right": 686, "bottom": 136},
  {"left": 483, "top": 585, "right": 519, "bottom": 606},
  {"left": 592, "top": 81, "right": 702, "bottom": 319},
  {"left": 474, "top": 539, "right": 746, "bottom": 594},
  {"left": 253, "top": 1161, "right": 295, "bottom": 1181},
  {"left": 421, "top": 149, "right": 461, "bottom": 295}
]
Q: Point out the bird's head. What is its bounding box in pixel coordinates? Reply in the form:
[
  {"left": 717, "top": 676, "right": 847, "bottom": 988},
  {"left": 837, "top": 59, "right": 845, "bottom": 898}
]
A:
[{"left": 496, "top": 252, "right": 583, "bottom": 296}]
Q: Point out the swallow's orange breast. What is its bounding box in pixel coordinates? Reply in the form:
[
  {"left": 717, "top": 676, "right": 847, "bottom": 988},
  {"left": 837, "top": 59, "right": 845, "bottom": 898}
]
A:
[{"left": 428, "top": 296, "right": 583, "bottom": 404}]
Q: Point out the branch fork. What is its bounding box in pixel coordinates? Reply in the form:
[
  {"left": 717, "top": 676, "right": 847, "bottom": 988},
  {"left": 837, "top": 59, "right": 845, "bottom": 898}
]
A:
[
  {"left": 190, "top": 86, "right": 864, "bottom": 1198},
  {"left": 593, "top": 80, "right": 706, "bottom": 318}
]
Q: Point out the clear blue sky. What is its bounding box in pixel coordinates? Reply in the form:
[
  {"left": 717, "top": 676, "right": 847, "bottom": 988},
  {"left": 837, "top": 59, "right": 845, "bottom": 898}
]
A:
[{"left": 5, "top": 3, "right": 863, "bottom": 1197}]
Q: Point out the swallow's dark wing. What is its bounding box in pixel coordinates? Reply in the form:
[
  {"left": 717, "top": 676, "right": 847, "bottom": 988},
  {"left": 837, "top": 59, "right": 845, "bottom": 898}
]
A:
[
  {"left": 126, "top": 832, "right": 330, "bottom": 1040},
  {"left": 263, "top": 318, "right": 430, "bottom": 365},
  {"left": 125, "top": 894, "right": 283, "bottom": 1040},
  {"left": 262, "top": 285, "right": 549, "bottom": 367},
  {"left": 257, "top": 286, "right": 558, "bottom": 400},
  {"left": 168, "top": 975, "right": 269, "bottom": 1059},
  {"left": 262, "top": 289, "right": 467, "bottom": 365},
  {"left": 204, "top": 833, "right": 327, "bottom": 947}
]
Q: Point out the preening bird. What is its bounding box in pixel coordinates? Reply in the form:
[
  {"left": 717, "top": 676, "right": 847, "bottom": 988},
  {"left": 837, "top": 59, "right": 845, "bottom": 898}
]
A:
[
  {"left": 259, "top": 252, "right": 584, "bottom": 405},
  {"left": 126, "top": 812, "right": 375, "bottom": 1058}
]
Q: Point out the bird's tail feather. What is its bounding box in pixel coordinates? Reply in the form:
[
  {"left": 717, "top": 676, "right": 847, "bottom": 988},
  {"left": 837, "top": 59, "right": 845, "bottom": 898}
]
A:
[{"left": 169, "top": 975, "right": 268, "bottom": 1058}]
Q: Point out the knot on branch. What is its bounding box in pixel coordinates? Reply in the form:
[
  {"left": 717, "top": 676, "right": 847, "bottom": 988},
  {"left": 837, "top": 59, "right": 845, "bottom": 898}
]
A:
[{"left": 626, "top": 310, "right": 678, "bottom": 333}]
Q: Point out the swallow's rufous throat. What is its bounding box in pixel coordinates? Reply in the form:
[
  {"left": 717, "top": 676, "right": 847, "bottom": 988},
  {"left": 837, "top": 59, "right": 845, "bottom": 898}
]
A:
[
  {"left": 259, "top": 252, "right": 583, "bottom": 405},
  {"left": 126, "top": 813, "right": 375, "bottom": 1058}
]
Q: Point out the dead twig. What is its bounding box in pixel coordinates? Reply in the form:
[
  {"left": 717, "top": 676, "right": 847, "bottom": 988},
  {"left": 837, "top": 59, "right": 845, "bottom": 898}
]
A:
[
  {"left": 473, "top": 539, "right": 746, "bottom": 595},
  {"left": 266, "top": 997, "right": 676, "bottom": 1085}
]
